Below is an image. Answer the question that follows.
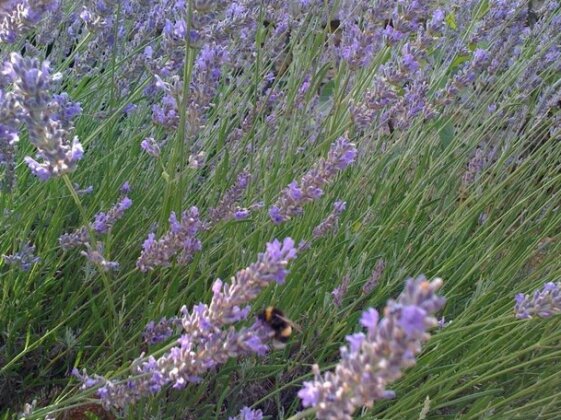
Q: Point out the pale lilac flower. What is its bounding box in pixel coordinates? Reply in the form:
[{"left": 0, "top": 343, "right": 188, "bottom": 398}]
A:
[
  {"left": 141, "top": 137, "right": 161, "bottom": 158},
  {"left": 136, "top": 207, "right": 204, "bottom": 272},
  {"left": 73, "top": 183, "right": 94, "bottom": 196},
  {"left": 120, "top": 182, "right": 131, "bottom": 195},
  {"left": 0, "top": 118, "right": 18, "bottom": 192},
  {"left": 3, "top": 243, "right": 40, "bottom": 271},
  {"left": 461, "top": 147, "right": 487, "bottom": 188},
  {"left": 270, "top": 138, "right": 357, "bottom": 224},
  {"left": 298, "top": 276, "right": 446, "bottom": 419},
  {"left": 0, "top": 0, "right": 60, "bottom": 44},
  {"left": 230, "top": 407, "right": 264, "bottom": 420},
  {"left": 515, "top": 282, "right": 561, "bottom": 319}
]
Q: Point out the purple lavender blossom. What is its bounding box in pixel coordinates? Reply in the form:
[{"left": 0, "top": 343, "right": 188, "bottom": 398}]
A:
[
  {"left": 92, "top": 197, "right": 133, "bottom": 235},
  {"left": 143, "top": 317, "right": 180, "bottom": 346},
  {"left": 515, "top": 282, "right": 561, "bottom": 319},
  {"left": 0, "top": 0, "right": 60, "bottom": 44},
  {"left": 0, "top": 118, "right": 18, "bottom": 192},
  {"left": 75, "top": 238, "right": 298, "bottom": 409},
  {"left": 298, "top": 276, "right": 446, "bottom": 419},
  {"left": 120, "top": 182, "right": 131, "bottom": 195},
  {"left": 141, "top": 137, "right": 161, "bottom": 158},
  {"left": 312, "top": 200, "right": 346, "bottom": 239},
  {"left": 332, "top": 274, "right": 351, "bottom": 308},
  {"left": 3, "top": 243, "right": 40, "bottom": 272},
  {"left": 2, "top": 53, "right": 83, "bottom": 180},
  {"left": 59, "top": 194, "right": 133, "bottom": 251},
  {"left": 136, "top": 207, "right": 204, "bottom": 272},
  {"left": 269, "top": 137, "right": 357, "bottom": 224},
  {"left": 230, "top": 407, "right": 264, "bottom": 420},
  {"left": 362, "top": 258, "right": 386, "bottom": 295},
  {"left": 461, "top": 147, "right": 486, "bottom": 188},
  {"left": 208, "top": 171, "right": 251, "bottom": 225},
  {"left": 73, "top": 183, "right": 94, "bottom": 196}
]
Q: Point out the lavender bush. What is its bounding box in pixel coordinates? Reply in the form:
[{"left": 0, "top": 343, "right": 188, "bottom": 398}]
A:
[{"left": 3, "top": 0, "right": 561, "bottom": 419}]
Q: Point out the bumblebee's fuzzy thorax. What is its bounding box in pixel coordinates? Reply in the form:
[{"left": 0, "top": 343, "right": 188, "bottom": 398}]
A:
[{"left": 259, "top": 306, "right": 293, "bottom": 349}]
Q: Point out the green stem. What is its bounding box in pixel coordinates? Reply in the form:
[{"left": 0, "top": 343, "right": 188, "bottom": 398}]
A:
[
  {"left": 161, "top": 0, "right": 195, "bottom": 225},
  {"left": 61, "top": 175, "right": 120, "bottom": 342}
]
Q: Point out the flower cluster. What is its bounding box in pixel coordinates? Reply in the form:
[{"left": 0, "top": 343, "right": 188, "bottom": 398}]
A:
[
  {"left": 0, "top": 86, "right": 19, "bottom": 192},
  {"left": 269, "top": 138, "right": 357, "bottom": 224},
  {"left": 331, "top": 274, "right": 351, "bottom": 308},
  {"left": 312, "top": 200, "right": 346, "bottom": 239},
  {"left": 58, "top": 190, "right": 132, "bottom": 270},
  {"left": 142, "top": 316, "right": 180, "bottom": 346},
  {"left": 59, "top": 195, "right": 133, "bottom": 251},
  {"left": 208, "top": 171, "right": 251, "bottom": 225},
  {"left": 1, "top": 52, "right": 83, "bottom": 181},
  {"left": 298, "top": 276, "right": 446, "bottom": 419},
  {"left": 362, "top": 258, "right": 386, "bottom": 295},
  {"left": 3, "top": 242, "right": 40, "bottom": 271},
  {"left": 75, "top": 238, "right": 298, "bottom": 409},
  {"left": 136, "top": 207, "right": 204, "bottom": 272},
  {"left": 0, "top": 0, "right": 60, "bottom": 44},
  {"left": 515, "top": 282, "right": 561, "bottom": 319},
  {"left": 230, "top": 406, "right": 264, "bottom": 420}
]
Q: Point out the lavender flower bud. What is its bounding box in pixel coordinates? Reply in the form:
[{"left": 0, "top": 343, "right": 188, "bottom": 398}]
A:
[
  {"left": 136, "top": 207, "right": 204, "bottom": 272},
  {"left": 208, "top": 171, "right": 251, "bottom": 225},
  {"left": 0, "top": 0, "right": 60, "bottom": 44},
  {"left": 312, "top": 200, "right": 346, "bottom": 239},
  {"left": 298, "top": 275, "right": 446, "bottom": 419},
  {"left": 362, "top": 258, "right": 386, "bottom": 295},
  {"left": 59, "top": 194, "right": 133, "bottom": 250},
  {"left": 270, "top": 137, "right": 357, "bottom": 224},
  {"left": 140, "top": 137, "right": 161, "bottom": 157},
  {"left": 332, "top": 274, "right": 351, "bottom": 307},
  {"left": 92, "top": 197, "right": 133, "bottom": 235},
  {"left": 515, "top": 282, "right": 561, "bottom": 319}
]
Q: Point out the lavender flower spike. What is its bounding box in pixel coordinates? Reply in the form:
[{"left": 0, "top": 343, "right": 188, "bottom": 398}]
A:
[
  {"left": 142, "top": 316, "right": 180, "bottom": 346},
  {"left": 208, "top": 171, "right": 251, "bottom": 225},
  {"left": 59, "top": 194, "right": 133, "bottom": 251},
  {"left": 3, "top": 53, "right": 83, "bottom": 180},
  {"left": 136, "top": 207, "right": 204, "bottom": 272},
  {"left": 515, "top": 282, "right": 561, "bottom": 319},
  {"left": 312, "top": 200, "right": 346, "bottom": 239},
  {"left": 75, "top": 238, "right": 298, "bottom": 409},
  {"left": 298, "top": 275, "right": 446, "bottom": 419},
  {"left": 3, "top": 243, "right": 40, "bottom": 271},
  {"left": 270, "top": 137, "right": 357, "bottom": 224}
]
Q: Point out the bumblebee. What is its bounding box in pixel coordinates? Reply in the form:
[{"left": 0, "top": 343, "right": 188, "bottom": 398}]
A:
[{"left": 259, "top": 306, "right": 295, "bottom": 349}]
